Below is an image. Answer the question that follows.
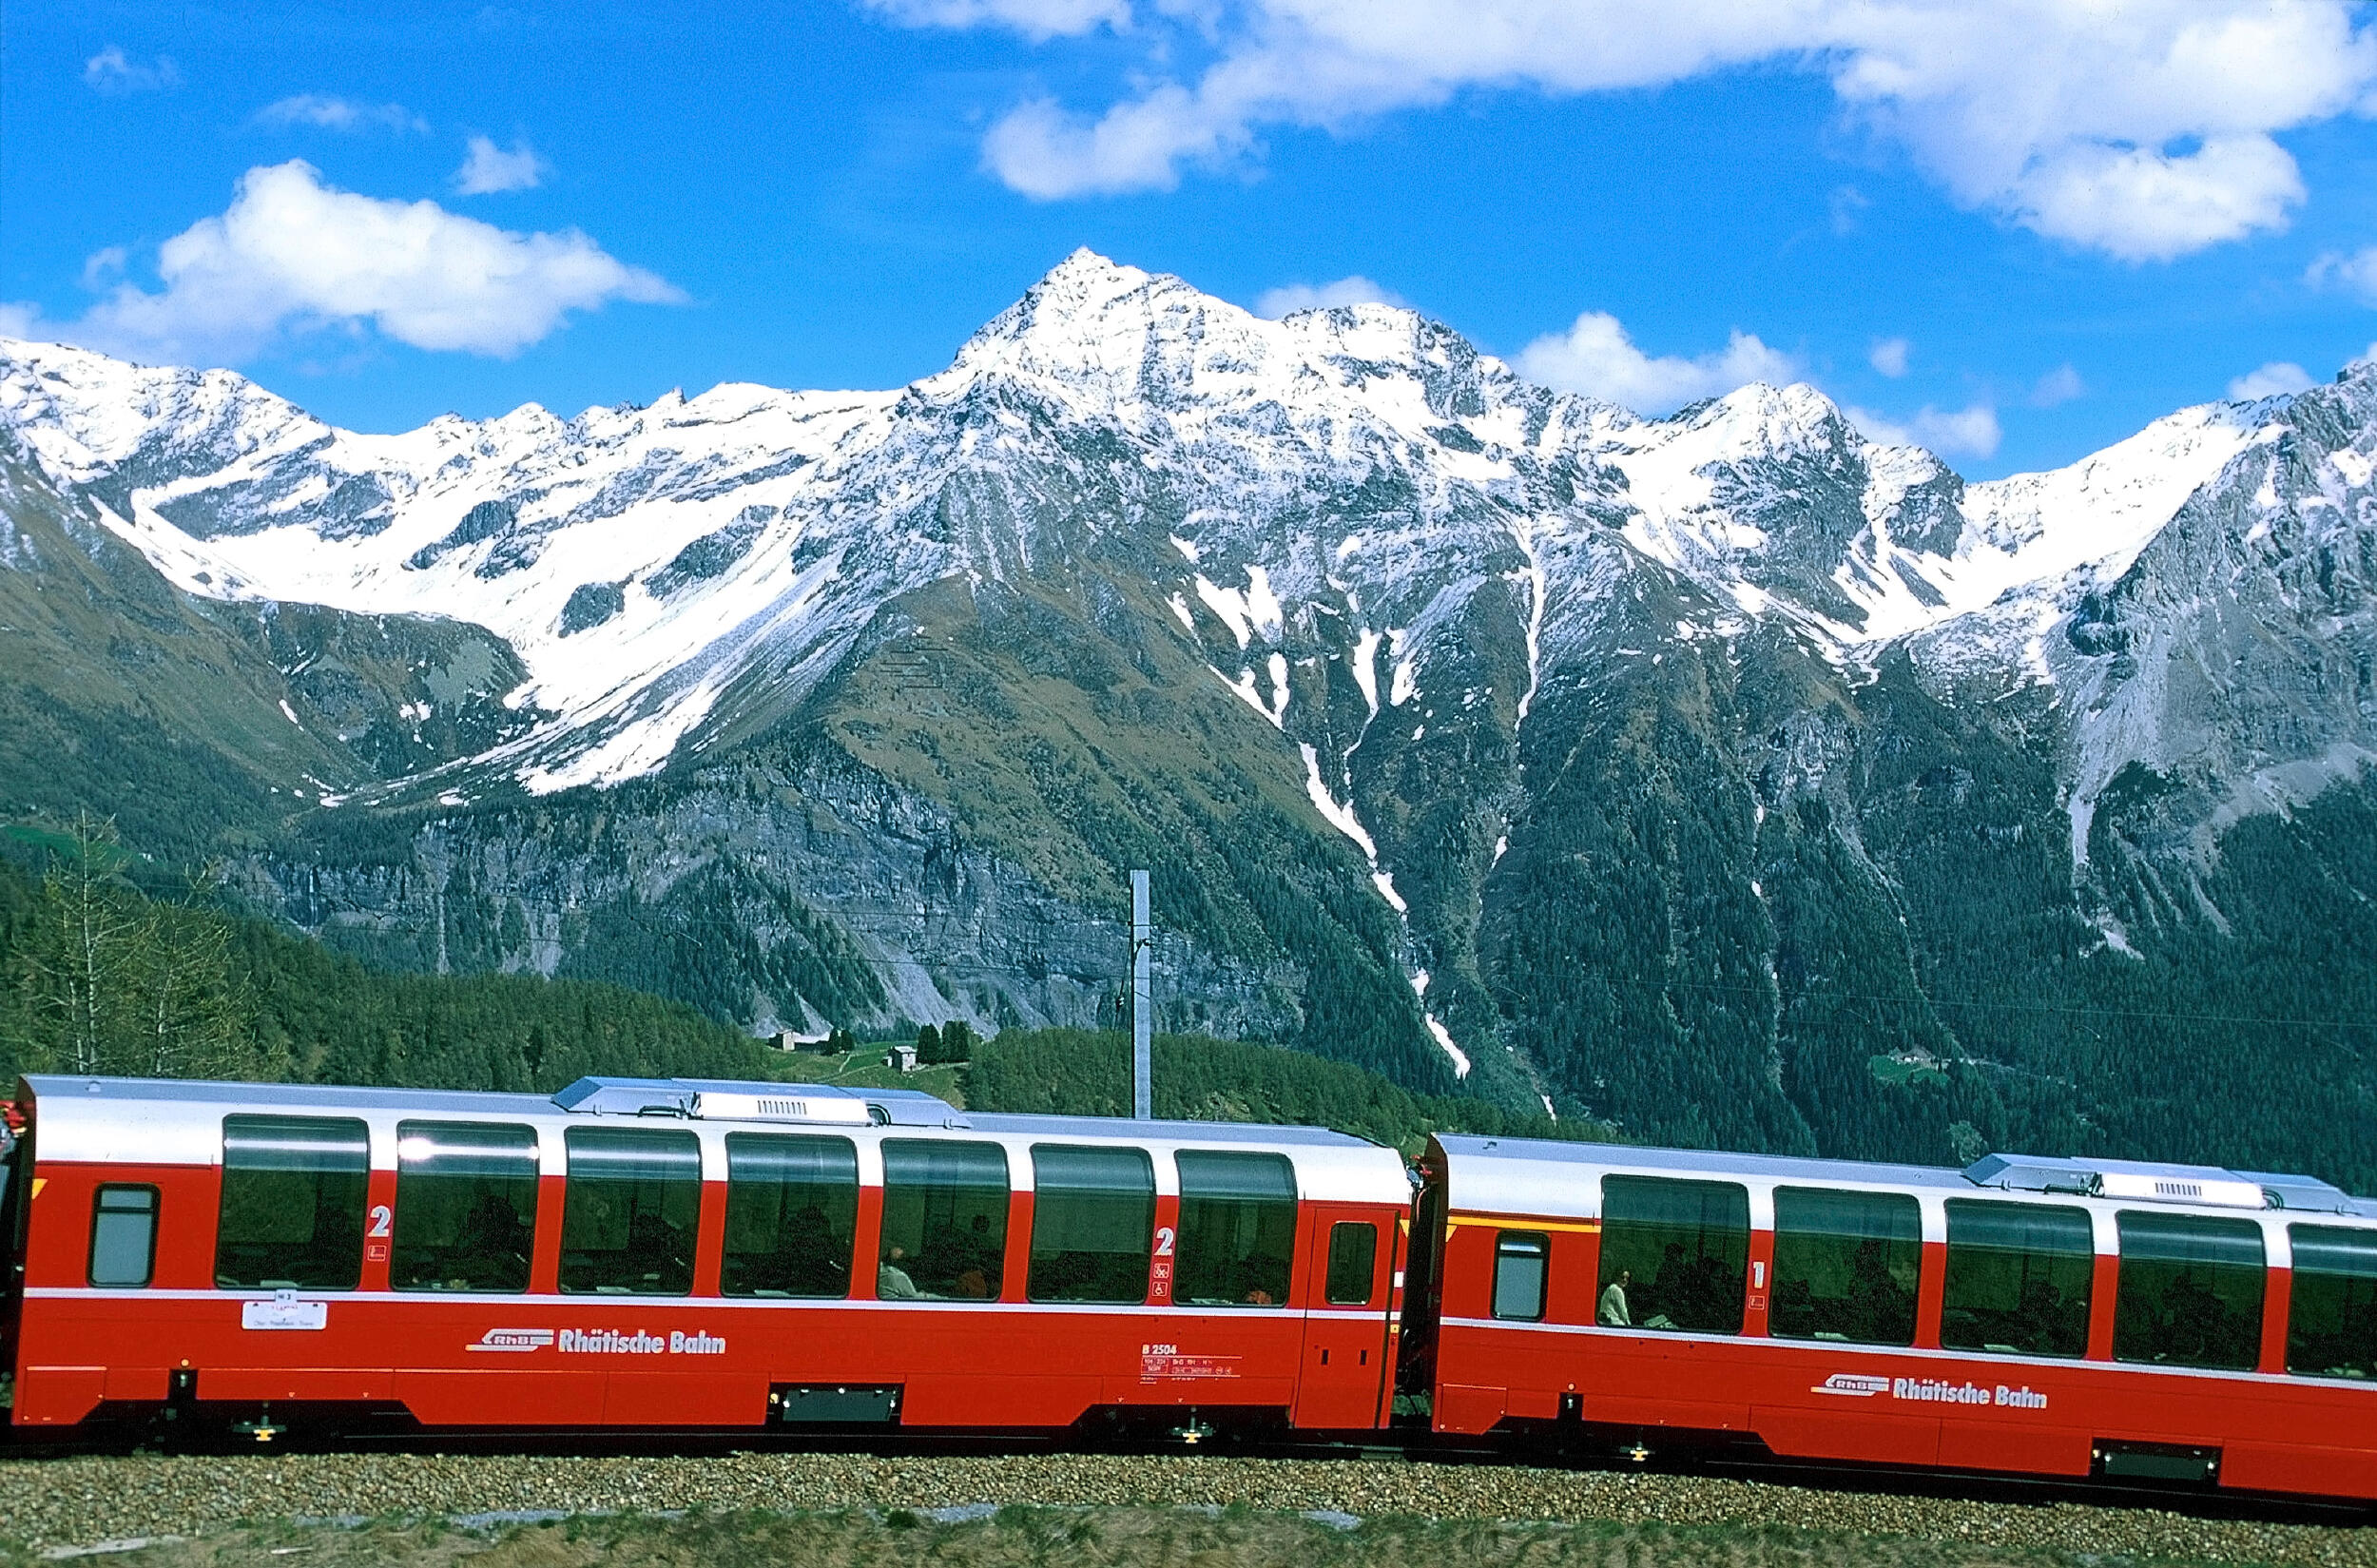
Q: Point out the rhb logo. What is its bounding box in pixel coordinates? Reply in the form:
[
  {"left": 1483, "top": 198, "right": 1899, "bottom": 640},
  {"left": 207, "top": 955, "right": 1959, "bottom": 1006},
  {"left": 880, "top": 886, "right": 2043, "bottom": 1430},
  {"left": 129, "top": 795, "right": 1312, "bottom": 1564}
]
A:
[
  {"left": 1811, "top": 1372, "right": 1890, "bottom": 1398},
  {"left": 467, "top": 1327, "right": 555, "bottom": 1353}
]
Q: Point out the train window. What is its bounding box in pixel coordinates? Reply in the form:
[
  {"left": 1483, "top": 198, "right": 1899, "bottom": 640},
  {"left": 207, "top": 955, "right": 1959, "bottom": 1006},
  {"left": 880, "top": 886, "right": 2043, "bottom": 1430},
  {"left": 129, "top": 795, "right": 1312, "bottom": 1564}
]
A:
[
  {"left": 1173, "top": 1151, "right": 1296, "bottom": 1307},
  {"left": 88, "top": 1185, "right": 158, "bottom": 1288},
  {"left": 1596, "top": 1175, "right": 1749, "bottom": 1334},
  {"left": 2112, "top": 1210, "right": 2264, "bottom": 1371},
  {"left": 1940, "top": 1199, "right": 2092, "bottom": 1359},
  {"left": 1325, "top": 1222, "right": 1378, "bottom": 1307},
  {"left": 559, "top": 1128, "right": 701, "bottom": 1295},
  {"left": 1028, "top": 1145, "right": 1155, "bottom": 1304},
  {"left": 879, "top": 1139, "right": 1009, "bottom": 1300},
  {"left": 1769, "top": 1187, "right": 1922, "bottom": 1346},
  {"left": 1493, "top": 1231, "right": 1549, "bottom": 1321},
  {"left": 722, "top": 1133, "right": 859, "bottom": 1298},
  {"left": 215, "top": 1115, "right": 369, "bottom": 1290},
  {"left": 2288, "top": 1225, "right": 2377, "bottom": 1380},
  {"left": 391, "top": 1121, "right": 539, "bottom": 1294}
]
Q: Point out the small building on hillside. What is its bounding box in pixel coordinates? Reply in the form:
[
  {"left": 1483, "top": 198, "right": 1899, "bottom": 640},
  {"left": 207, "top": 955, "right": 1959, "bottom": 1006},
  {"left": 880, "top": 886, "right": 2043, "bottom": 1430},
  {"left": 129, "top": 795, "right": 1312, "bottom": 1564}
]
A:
[{"left": 883, "top": 1043, "right": 919, "bottom": 1074}]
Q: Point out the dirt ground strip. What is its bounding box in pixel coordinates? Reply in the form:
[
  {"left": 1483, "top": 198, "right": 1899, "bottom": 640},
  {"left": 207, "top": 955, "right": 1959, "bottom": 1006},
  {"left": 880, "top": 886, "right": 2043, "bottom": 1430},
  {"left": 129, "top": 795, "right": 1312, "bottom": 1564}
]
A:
[
  {"left": 12, "top": 1506, "right": 2372, "bottom": 1568},
  {"left": 0, "top": 1453, "right": 2367, "bottom": 1566}
]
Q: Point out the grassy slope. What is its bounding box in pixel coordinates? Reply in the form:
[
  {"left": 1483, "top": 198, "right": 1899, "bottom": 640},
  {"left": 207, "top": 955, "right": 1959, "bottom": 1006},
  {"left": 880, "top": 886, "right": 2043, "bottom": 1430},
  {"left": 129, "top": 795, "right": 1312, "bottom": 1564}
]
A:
[
  {"left": 0, "top": 436, "right": 537, "bottom": 865},
  {"left": 812, "top": 572, "right": 1452, "bottom": 1094}
]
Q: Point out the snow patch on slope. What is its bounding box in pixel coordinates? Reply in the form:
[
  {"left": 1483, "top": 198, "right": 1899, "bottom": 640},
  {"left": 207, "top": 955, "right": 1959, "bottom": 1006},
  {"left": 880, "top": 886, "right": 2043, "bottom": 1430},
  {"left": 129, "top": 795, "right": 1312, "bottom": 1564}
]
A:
[
  {"left": 1425, "top": 1015, "right": 1472, "bottom": 1078},
  {"left": 1302, "top": 741, "right": 1381, "bottom": 864}
]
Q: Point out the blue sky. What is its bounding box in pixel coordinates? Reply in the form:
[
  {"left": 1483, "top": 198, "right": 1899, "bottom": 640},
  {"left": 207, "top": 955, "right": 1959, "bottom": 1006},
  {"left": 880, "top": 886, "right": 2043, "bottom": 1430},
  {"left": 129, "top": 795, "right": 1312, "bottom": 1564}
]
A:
[{"left": 9, "top": 1, "right": 2377, "bottom": 477}]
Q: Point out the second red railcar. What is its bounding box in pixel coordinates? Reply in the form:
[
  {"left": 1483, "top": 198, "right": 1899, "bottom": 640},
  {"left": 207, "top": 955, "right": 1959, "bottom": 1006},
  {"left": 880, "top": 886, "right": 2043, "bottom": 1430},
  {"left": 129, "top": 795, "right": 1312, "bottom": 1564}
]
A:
[{"left": 1406, "top": 1134, "right": 2377, "bottom": 1501}]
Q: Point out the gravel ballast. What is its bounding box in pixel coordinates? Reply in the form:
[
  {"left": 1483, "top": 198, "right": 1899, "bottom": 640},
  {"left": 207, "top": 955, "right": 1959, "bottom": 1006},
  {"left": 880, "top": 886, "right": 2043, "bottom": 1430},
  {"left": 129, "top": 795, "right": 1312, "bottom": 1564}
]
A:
[{"left": 0, "top": 1452, "right": 2368, "bottom": 1562}]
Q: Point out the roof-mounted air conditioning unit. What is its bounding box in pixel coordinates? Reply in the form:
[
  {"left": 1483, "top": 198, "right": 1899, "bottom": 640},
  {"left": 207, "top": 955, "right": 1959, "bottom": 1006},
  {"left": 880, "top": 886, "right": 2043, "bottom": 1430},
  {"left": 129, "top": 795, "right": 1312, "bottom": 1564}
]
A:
[
  {"left": 1964, "top": 1152, "right": 2273, "bottom": 1210},
  {"left": 687, "top": 1091, "right": 872, "bottom": 1125}
]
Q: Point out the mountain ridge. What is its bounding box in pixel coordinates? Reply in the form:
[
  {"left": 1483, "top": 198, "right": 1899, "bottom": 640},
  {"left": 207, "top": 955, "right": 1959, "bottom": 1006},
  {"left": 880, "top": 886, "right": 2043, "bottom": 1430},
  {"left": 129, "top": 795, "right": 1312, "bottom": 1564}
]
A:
[{"left": 5, "top": 250, "right": 2375, "bottom": 1184}]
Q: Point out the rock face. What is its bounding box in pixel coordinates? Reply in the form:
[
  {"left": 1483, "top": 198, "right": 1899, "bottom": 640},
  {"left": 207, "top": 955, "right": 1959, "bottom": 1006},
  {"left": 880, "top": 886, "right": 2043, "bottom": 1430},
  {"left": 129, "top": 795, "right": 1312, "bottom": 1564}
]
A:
[{"left": 6, "top": 251, "right": 2376, "bottom": 1183}]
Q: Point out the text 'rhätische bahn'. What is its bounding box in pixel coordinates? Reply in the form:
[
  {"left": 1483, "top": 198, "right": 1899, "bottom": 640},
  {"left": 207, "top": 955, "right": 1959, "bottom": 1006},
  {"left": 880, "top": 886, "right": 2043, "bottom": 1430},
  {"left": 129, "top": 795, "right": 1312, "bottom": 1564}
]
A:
[{"left": 4, "top": 1073, "right": 2373, "bottom": 1502}]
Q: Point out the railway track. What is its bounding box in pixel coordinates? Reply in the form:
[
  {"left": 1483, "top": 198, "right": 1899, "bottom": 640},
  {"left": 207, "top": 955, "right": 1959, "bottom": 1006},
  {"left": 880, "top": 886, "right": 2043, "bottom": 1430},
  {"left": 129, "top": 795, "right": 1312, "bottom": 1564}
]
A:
[{"left": 0, "top": 1437, "right": 2367, "bottom": 1559}]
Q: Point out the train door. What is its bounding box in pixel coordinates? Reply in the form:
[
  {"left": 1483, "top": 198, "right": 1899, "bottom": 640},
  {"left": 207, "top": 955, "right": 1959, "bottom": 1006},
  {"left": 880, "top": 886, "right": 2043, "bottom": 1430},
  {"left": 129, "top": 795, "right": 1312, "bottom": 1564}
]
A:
[
  {"left": 0, "top": 1102, "right": 27, "bottom": 1405},
  {"left": 1395, "top": 1152, "right": 1449, "bottom": 1405},
  {"left": 1291, "top": 1204, "right": 1399, "bottom": 1429}
]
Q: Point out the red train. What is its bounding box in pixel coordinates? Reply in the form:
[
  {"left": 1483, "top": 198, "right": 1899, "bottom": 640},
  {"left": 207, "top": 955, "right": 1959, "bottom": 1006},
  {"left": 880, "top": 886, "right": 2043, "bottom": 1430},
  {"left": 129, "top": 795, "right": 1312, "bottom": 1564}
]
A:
[{"left": 3, "top": 1072, "right": 2372, "bottom": 1502}]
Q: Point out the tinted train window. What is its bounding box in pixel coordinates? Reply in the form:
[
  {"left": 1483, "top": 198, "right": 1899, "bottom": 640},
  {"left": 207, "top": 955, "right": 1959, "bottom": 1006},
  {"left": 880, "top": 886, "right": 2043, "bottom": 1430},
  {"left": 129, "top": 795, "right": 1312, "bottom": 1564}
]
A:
[
  {"left": 1941, "top": 1199, "right": 2093, "bottom": 1359},
  {"left": 2287, "top": 1225, "right": 2377, "bottom": 1380},
  {"left": 879, "top": 1139, "right": 1009, "bottom": 1300},
  {"left": 1174, "top": 1151, "right": 1296, "bottom": 1307},
  {"left": 392, "top": 1121, "right": 539, "bottom": 1293},
  {"left": 1597, "top": 1175, "right": 1749, "bottom": 1334},
  {"left": 88, "top": 1185, "right": 158, "bottom": 1287},
  {"left": 1028, "top": 1145, "right": 1155, "bottom": 1304},
  {"left": 2112, "top": 1210, "right": 2264, "bottom": 1371},
  {"left": 1770, "top": 1188, "right": 1922, "bottom": 1346},
  {"left": 1326, "top": 1222, "right": 1379, "bottom": 1307},
  {"left": 722, "top": 1133, "right": 859, "bottom": 1298},
  {"left": 216, "top": 1115, "right": 368, "bottom": 1290},
  {"left": 559, "top": 1128, "right": 700, "bottom": 1295},
  {"left": 1493, "top": 1231, "right": 1549, "bottom": 1320}
]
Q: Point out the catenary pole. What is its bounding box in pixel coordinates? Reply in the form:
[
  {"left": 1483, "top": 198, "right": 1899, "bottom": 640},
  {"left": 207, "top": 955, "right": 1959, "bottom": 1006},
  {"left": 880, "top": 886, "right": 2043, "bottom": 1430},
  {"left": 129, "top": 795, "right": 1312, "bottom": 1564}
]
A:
[{"left": 1131, "top": 868, "right": 1151, "bottom": 1120}]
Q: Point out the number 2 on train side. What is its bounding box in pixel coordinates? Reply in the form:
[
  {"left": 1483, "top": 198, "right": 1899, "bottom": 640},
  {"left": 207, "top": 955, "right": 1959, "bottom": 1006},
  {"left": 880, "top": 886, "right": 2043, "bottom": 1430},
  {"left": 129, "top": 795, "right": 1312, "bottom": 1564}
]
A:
[
  {"left": 1155, "top": 1226, "right": 1175, "bottom": 1256},
  {"left": 369, "top": 1204, "right": 392, "bottom": 1238}
]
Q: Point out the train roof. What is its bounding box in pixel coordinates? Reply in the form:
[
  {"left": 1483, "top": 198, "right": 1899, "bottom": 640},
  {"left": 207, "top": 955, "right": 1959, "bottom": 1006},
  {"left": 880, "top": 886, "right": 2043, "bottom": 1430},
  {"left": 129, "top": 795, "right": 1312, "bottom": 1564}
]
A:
[
  {"left": 1432, "top": 1133, "right": 2377, "bottom": 1221},
  {"left": 962, "top": 1112, "right": 1380, "bottom": 1149},
  {"left": 24, "top": 1074, "right": 561, "bottom": 1118},
  {"left": 16, "top": 1074, "right": 1405, "bottom": 1202},
  {"left": 21, "top": 1074, "right": 1383, "bottom": 1145}
]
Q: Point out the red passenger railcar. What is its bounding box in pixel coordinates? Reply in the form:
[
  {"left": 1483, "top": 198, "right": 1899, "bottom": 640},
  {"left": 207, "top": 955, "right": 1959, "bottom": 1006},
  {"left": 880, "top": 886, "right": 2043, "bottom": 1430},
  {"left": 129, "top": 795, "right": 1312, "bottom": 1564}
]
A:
[
  {"left": 12, "top": 1069, "right": 2377, "bottom": 1506},
  {"left": 1406, "top": 1136, "right": 2377, "bottom": 1501},
  {"left": 0, "top": 1074, "right": 1409, "bottom": 1437}
]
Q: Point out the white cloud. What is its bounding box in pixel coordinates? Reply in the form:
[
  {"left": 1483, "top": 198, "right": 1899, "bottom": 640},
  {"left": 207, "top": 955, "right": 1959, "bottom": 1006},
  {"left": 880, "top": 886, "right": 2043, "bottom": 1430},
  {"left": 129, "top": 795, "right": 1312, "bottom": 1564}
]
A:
[
  {"left": 1828, "top": 184, "right": 1870, "bottom": 235},
  {"left": 2030, "top": 363, "right": 2085, "bottom": 406},
  {"left": 1868, "top": 337, "right": 1909, "bottom": 377},
  {"left": 1516, "top": 311, "right": 1799, "bottom": 415},
  {"left": 84, "top": 46, "right": 178, "bottom": 93},
  {"left": 257, "top": 94, "right": 426, "bottom": 133},
  {"left": 1255, "top": 275, "right": 1402, "bottom": 317},
  {"left": 863, "top": 0, "right": 1127, "bottom": 40},
  {"left": 893, "top": 0, "right": 2374, "bottom": 261},
  {"left": 0, "top": 302, "right": 43, "bottom": 339},
  {"left": 1847, "top": 401, "right": 2002, "bottom": 458},
  {"left": 2308, "top": 247, "right": 2377, "bottom": 304},
  {"left": 59, "top": 161, "right": 679, "bottom": 362},
  {"left": 454, "top": 136, "right": 549, "bottom": 195},
  {"left": 2227, "top": 361, "right": 2314, "bottom": 400},
  {"left": 79, "top": 246, "right": 129, "bottom": 290},
  {"left": 2006, "top": 136, "right": 2305, "bottom": 262},
  {"left": 980, "top": 88, "right": 1235, "bottom": 199}
]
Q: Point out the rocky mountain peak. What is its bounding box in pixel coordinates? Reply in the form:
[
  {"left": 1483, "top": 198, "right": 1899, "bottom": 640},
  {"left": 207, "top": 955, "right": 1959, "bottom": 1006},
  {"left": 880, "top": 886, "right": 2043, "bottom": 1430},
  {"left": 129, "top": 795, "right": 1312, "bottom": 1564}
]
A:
[
  {"left": 936, "top": 250, "right": 1514, "bottom": 441},
  {"left": 0, "top": 336, "right": 324, "bottom": 493},
  {"left": 941, "top": 250, "right": 1211, "bottom": 389}
]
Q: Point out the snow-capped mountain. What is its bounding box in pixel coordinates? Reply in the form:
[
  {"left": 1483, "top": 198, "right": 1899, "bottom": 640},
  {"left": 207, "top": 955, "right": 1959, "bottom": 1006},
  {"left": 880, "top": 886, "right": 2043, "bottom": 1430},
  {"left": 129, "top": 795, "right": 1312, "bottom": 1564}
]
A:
[
  {"left": 5, "top": 250, "right": 2374, "bottom": 1183},
  {"left": 0, "top": 252, "right": 2266, "bottom": 801}
]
